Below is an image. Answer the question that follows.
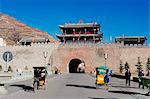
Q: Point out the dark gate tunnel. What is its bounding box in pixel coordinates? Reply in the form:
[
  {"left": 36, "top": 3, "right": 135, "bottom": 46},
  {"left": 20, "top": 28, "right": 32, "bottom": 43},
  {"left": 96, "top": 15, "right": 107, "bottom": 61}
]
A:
[{"left": 69, "top": 59, "right": 85, "bottom": 73}]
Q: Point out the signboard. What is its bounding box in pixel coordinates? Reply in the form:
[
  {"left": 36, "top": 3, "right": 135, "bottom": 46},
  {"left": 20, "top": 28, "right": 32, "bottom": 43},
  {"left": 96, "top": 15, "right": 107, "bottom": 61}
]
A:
[{"left": 3, "top": 51, "right": 13, "bottom": 62}]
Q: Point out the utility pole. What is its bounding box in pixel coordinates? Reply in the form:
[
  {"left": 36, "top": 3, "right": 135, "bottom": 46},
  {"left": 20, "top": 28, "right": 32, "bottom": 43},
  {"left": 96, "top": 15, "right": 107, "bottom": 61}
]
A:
[{"left": 104, "top": 53, "right": 108, "bottom": 66}]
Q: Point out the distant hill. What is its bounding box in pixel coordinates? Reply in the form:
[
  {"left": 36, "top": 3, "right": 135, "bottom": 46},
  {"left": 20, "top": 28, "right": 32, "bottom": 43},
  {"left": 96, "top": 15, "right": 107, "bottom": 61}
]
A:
[{"left": 0, "top": 13, "right": 56, "bottom": 45}]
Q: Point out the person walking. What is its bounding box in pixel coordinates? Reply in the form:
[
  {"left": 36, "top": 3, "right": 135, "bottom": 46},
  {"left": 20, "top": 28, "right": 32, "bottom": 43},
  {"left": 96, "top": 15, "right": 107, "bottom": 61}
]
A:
[
  {"left": 77, "top": 63, "right": 85, "bottom": 73},
  {"left": 125, "top": 70, "right": 131, "bottom": 86},
  {"left": 138, "top": 70, "right": 144, "bottom": 88},
  {"left": 104, "top": 69, "right": 110, "bottom": 90}
]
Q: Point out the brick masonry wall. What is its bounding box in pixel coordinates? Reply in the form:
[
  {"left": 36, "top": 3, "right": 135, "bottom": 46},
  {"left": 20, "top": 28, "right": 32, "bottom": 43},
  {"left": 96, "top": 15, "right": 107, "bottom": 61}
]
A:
[
  {"left": 51, "top": 44, "right": 150, "bottom": 75},
  {"left": 51, "top": 44, "right": 120, "bottom": 73},
  {"left": 120, "top": 46, "right": 150, "bottom": 75},
  {"left": 0, "top": 43, "right": 149, "bottom": 75}
]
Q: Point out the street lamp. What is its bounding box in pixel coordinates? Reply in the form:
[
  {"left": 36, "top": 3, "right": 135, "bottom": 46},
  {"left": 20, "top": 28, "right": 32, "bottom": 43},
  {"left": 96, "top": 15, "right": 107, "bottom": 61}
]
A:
[
  {"left": 43, "top": 51, "right": 48, "bottom": 66},
  {"left": 43, "top": 51, "right": 49, "bottom": 76},
  {"left": 104, "top": 53, "right": 108, "bottom": 66}
]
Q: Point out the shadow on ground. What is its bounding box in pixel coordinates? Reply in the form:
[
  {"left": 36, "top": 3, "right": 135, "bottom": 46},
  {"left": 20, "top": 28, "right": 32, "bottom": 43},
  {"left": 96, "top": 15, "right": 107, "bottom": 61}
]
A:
[
  {"left": 109, "top": 90, "right": 149, "bottom": 96},
  {"left": 111, "top": 85, "right": 139, "bottom": 89},
  {"left": 88, "top": 97, "right": 118, "bottom": 99},
  {"left": 10, "top": 84, "right": 34, "bottom": 92},
  {"left": 66, "top": 84, "right": 96, "bottom": 89}
]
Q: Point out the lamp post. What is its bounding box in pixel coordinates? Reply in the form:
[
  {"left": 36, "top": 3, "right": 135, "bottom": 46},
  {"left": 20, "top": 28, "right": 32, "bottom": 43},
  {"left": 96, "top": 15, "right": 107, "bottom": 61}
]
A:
[
  {"left": 6, "top": 53, "right": 9, "bottom": 72},
  {"left": 43, "top": 51, "right": 48, "bottom": 76},
  {"left": 43, "top": 51, "right": 48, "bottom": 67},
  {"left": 104, "top": 53, "right": 108, "bottom": 66}
]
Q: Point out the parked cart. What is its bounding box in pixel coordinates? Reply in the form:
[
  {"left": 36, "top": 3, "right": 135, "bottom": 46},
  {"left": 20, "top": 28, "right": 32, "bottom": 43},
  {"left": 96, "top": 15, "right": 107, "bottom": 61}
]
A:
[
  {"left": 33, "top": 67, "right": 47, "bottom": 90},
  {"left": 139, "top": 76, "right": 150, "bottom": 96}
]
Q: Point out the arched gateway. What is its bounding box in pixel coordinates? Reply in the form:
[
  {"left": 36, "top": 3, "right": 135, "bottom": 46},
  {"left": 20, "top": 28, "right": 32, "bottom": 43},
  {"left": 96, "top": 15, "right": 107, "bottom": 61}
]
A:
[{"left": 69, "top": 59, "right": 85, "bottom": 73}]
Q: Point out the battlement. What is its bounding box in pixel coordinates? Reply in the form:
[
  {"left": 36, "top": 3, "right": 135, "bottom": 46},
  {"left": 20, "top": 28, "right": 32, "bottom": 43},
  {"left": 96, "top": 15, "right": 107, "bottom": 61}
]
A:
[
  {"left": 119, "top": 44, "right": 150, "bottom": 48},
  {"left": 1, "top": 42, "right": 149, "bottom": 49},
  {"left": 1, "top": 42, "right": 58, "bottom": 48},
  {"left": 58, "top": 42, "right": 120, "bottom": 49}
]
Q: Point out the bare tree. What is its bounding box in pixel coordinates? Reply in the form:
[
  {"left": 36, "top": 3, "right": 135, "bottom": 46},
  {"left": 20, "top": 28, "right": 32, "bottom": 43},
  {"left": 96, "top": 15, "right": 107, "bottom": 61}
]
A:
[
  {"left": 135, "top": 57, "right": 142, "bottom": 75},
  {"left": 9, "top": 32, "right": 22, "bottom": 44},
  {"left": 125, "top": 62, "right": 129, "bottom": 71},
  {"left": 25, "top": 66, "right": 28, "bottom": 71},
  {"left": 0, "top": 65, "right": 2, "bottom": 71},
  {"left": 119, "top": 60, "right": 124, "bottom": 74},
  {"left": 8, "top": 65, "right": 13, "bottom": 72}
]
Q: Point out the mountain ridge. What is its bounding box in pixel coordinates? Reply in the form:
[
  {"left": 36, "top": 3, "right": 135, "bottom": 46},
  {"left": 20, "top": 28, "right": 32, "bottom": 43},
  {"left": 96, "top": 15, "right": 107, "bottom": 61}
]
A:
[{"left": 0, "top": 13, "right": 56, "bottom": 45}]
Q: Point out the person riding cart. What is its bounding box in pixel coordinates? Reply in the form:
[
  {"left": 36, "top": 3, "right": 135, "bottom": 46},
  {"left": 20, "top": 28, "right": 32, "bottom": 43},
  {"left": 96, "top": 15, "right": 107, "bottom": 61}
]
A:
[
  {"left": 33, "top": 67, "right": 47, "bottom": 90},
  {"left": 95, "top": 66, "right": 110, "bottom": 89}
]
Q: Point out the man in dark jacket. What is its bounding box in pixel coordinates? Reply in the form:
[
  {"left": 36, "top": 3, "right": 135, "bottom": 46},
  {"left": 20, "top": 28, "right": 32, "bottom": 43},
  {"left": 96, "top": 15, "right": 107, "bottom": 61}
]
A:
[
  {"left": 125, "top": 70, "right": 131, "bottom": 86},
  {"left": 104, "top": 69, "right": 110, "bottom": 90},
  {"left": 138, "top": 70, "right": 144, "bottom": 88}
]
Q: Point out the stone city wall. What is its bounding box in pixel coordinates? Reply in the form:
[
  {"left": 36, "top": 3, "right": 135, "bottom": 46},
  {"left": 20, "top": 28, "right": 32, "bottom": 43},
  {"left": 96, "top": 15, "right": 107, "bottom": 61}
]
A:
[
  {"left": 51, "top": 43, "right": 150, "bottom": 74},
  {"left": 0, "top": 43, "right": 58, "bottom": 72},
  {"left": 51, "top": 43, "right": 120, "bottom": 73},
  {"left": 0, "top": 42, "right": 149, "bottom": 74},
  {"left": 119, "top": 45, "right": 150, "bottom": 75}
]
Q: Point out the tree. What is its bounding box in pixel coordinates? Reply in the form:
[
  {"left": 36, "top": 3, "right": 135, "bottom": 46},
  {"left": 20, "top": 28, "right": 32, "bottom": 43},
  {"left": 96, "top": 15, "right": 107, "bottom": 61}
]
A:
[
  {"left": 135, "top": 57, "right": 142, "bottom": 75},
  {"left": 8, "top": 65, "right": 13, "bottom": 72},
  {"left": 119, "top": 60, "right": 124, "bottom": 74},
  {"left": 25, "top": 66, "right": 28, "bottom": 70},
  {"left": 124, "top": 62, "right": 129, "bottom": 71},
  {"left": 146, "top": 58, "right": 150, "bottom": 76},
  {"left": 9, "top": 32, "right": 22, "bottom": 44},
  {"left": 0, "top": 65, "right": 2, "bottom": 71}
]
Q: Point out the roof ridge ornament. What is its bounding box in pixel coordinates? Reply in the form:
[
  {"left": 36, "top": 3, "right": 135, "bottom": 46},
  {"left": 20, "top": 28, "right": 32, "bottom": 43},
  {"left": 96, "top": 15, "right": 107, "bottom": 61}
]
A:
[{"left": 78, "top": 19, "right": 84, "bottom": 24}]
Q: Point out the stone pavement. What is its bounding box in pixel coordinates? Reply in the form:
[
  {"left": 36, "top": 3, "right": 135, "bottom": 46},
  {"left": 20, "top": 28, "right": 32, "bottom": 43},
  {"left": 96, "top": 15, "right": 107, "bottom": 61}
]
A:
[
  {"left": 0, "top": 72, "right": 33, "bottom": 96},
  {"left": 0, "top": 72, "right": 33, "bottom": 84},
  {"left": 108, "top": 76, "right": 149, "bottom": 99},
  {"left": 0, "top": 73, "right": 149, "bottom": 99}
]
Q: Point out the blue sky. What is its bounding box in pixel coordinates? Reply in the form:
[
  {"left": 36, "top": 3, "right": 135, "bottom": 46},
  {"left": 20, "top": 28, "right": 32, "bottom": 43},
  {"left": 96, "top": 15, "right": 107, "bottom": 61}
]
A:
[{"left": 0, "top": 0, "right": 149, "bottom": 42}]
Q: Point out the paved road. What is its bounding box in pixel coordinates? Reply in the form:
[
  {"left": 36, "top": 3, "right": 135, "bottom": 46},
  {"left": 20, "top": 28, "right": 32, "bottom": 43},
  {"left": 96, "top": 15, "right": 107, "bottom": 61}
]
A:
[{"left": 0, "top": 73, "right": 149, "bottom": 99}]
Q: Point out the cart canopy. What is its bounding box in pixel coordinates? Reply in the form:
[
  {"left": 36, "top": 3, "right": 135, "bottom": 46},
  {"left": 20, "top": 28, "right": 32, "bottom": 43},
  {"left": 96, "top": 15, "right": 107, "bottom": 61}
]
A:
[{"left": 96, "top": 66, "right": 109, "bottom": 75}]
